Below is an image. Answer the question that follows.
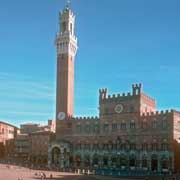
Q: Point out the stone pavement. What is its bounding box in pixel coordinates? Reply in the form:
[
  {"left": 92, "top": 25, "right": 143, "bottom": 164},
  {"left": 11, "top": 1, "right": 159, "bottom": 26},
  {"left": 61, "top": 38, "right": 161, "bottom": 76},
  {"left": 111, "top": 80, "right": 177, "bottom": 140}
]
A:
[{"left": 0, "top": 164, "right": 164, "bottom": 180}]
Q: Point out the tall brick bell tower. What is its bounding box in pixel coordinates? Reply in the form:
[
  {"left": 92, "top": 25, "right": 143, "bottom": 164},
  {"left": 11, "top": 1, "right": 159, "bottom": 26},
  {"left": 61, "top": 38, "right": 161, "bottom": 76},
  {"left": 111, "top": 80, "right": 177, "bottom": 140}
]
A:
[{"left": 55, "top": 2, "right": 78, "bottom": 120}]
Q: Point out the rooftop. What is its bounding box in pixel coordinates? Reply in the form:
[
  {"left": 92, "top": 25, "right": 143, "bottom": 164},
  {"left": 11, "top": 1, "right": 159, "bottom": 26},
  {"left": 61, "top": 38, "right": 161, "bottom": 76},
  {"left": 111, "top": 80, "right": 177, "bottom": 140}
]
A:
[{"left": 0, "top": 121, "right": 18, "bottom": 129}]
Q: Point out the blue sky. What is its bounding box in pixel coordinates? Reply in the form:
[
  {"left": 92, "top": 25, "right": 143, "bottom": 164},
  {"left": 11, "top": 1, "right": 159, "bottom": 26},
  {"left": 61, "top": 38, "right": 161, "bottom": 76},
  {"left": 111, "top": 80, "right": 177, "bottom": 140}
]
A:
[{"left": 0, "top": 0, "right": 180, "bottom": 127}]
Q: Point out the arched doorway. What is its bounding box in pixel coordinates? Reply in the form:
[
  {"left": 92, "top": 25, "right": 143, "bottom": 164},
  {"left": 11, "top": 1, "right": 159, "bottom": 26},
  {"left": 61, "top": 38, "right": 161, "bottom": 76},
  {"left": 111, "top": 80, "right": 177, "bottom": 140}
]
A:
[
  {"left": 129, "top": 155, "right": 136, "bottom": 169},
  {"left": 142, "top": 155, "right": 148, "bottom": 170},
  {"left": 103, "top": 155, "right": 108, "bottom": 167},
  {"left": 69, "top": 156, "right": 74, "bottom": 167},
  {"left": 75, "top": 155, "right": 81, "bottom": 167},
  {"left": 63, "top": 148, "right": 70, "bottom": 168},
  {"left": 116, "top": 155, "right": 121, "bottom": 168},
  {"left": 111, "top": 156, "right": 117, "bottom": 168},
  {"left": 84, "top": 155, "right": 90, "bottom": 167},
  {"left": 120, "top": 154, "right": 128, "bottom": 169},
  {"left": 92, "top": 154, "right": 99, "bottom": 168},
  {"left": 51, "top": 147, "right": 61, "bottom": 166},
  {"left": 151, "top": 154, "right": 158, "bottom": 172},
  {"left": 161, "top": 156, "right": 169, "bottom": 172}
]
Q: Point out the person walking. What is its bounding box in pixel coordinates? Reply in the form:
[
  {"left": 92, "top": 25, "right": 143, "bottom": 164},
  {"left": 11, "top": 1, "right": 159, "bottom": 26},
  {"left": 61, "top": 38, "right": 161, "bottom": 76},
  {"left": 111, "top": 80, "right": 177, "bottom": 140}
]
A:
[{"left": 50, "top": 174, "right": 53, "bottom": 179}]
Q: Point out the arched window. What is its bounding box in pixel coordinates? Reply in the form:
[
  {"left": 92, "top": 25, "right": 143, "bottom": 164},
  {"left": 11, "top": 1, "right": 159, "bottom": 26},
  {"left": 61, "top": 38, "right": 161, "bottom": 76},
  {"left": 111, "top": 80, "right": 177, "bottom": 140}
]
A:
[
  {"left": 142, "top": 143, "right": 148, "bottom": 151},
  {"left": 161, "top": 143, "right": 168, "bottom": 151},
  {"left": 62, "top": 22, "right": 66, "bottom": 33},
  {"left": 151, "top": 143, "right": 158, "bottom": 151},
  {"left": 112, "top": 123, "right": 118, "bottom": 132},
  {"left": 142, "top": 156, "right": 148, "bottom": 168},
  {"left": 152, "top": 119, "right": 157, "bottom": 128},
  {"left": 130, "top": 106, "right": 134, "bottom": 112},
  {"left": 130, "top": 120, "right": 136, "bottom": 129},
  {"left": 142, "top": 119, "right": 148, "bottom": 129},
  {"left": 162, "top": 119, "right": 167, "bottom": 129},
  {"left": 104, "top": 108, "right": 109, "bottom": 114},
  {"left": 130, "top": 143, "right": 136, "bottom": 150},
  {"left": 93, "top": 123, "right": 100, "bottom": 133},
  {"left": 121, "top": 122, "right": 126, "bottom": 129},
  {"left": 70, "top": 23, "right": 73, "bottom": 35},
  {"left": 76, "top": 124, "right": 81, "bottom": 133},
  {"left": 85, "top": 124, "right": 90, "bottom": 133},
  {"left": 103, "top": 124, "right": 109, "bottom": 132}
]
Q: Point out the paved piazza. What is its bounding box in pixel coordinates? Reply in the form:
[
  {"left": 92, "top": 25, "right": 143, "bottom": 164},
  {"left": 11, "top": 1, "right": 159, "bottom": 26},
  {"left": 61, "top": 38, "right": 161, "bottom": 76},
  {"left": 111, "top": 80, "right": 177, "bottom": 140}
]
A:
[{"left": 0, "top": 164, "right": 164, "bottom": 180}]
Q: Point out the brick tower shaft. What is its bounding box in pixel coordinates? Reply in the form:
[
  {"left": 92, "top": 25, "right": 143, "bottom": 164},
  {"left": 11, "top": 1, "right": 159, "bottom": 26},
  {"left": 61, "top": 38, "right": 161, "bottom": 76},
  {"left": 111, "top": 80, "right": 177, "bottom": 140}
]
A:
[{"left": 55, "top": 5, "right": 78, "bottom": 119}]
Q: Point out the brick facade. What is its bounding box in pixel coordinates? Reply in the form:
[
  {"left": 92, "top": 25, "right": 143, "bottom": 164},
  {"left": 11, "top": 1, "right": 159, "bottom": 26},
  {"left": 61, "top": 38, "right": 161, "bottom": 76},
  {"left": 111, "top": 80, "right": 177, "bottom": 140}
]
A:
[
  {"left": 49, "top": 4, "right": 180, "bottom": 175},
  {"left": 50, "top": 85, "right": 180, "bottom": 173},
  {"left": 0, "top": 121, "right": 18, "bottom": 158}
]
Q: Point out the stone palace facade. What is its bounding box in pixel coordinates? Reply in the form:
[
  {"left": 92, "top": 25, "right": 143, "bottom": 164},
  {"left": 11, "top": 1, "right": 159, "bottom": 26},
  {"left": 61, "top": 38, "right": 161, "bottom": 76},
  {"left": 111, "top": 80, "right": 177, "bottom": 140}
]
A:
[{"left": 48, "top": 3, "right": 180, "bottom": 174}]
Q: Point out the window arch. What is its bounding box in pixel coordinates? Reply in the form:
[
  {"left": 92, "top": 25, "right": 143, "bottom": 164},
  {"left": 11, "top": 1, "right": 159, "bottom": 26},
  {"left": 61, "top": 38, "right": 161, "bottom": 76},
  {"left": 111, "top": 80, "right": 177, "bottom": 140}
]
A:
[
  {"left": 62, "top": 22, "right": 66, "bottom": 33},
  {"left": 152, "top": 119, "right": 157, "bottom": 129},
  {"left": 70, "top": 23, "right": 73, "bottom": 35},
  {"left": 130, "top": 120, "right": 136, "bottom": 129},
  {"left": 162, "top": 119, "right": 168, "bottom": 129},
  {"left": 121, "top": 122, "right": 126, "bottom": 129},
  {"left": 142, "top": 119, "right": 148, "bottom": 129}
]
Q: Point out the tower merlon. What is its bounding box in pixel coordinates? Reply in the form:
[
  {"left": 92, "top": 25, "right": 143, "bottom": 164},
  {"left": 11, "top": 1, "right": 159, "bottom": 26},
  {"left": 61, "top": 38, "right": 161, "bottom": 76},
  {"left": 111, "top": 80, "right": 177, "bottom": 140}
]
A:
[
  {"left": 132, "top": 83, "right": 142, "bottom": 95},
  {"left": 141, "top": 109, "right": 174, "bottom": 117},
  {"left": 99, "top": 88, "right": 108, "bottom": 100}
]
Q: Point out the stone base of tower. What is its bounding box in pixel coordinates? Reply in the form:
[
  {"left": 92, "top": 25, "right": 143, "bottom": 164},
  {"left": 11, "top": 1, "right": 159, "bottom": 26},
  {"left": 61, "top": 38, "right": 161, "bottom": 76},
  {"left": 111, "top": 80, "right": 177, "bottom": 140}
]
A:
[{"left": 48, "top": 140, "right": 71, "bottom": 170}]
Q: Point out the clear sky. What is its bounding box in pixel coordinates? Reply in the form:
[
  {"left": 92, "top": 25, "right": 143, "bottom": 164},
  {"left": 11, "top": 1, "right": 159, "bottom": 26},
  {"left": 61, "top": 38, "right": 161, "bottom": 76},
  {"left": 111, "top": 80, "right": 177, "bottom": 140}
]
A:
[{"left": 0, "top": 0, "right": 180, "bottom": 127}]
